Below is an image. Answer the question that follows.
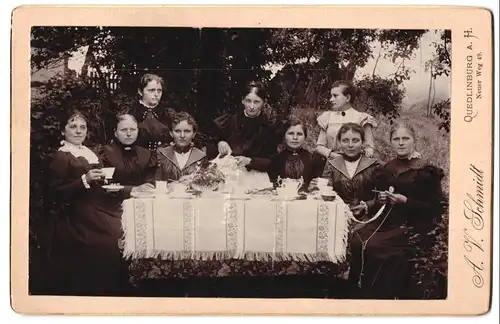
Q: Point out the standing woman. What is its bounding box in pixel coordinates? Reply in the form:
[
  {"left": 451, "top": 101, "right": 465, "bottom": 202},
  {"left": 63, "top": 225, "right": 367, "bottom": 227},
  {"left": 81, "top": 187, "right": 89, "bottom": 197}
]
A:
[
  {"left": 155, "top": 111, "right": 207, "bottom": 182},
  {"left": 348, "top": 122, "right": 445, "bottom": 299},
  {"left": 46, "top": 110, "right": 126, "bottom": 296},
  {"left": 123, "top": 73, "right": 176, "bottom": 153},
  {"left": 315, "top": 80, "right": 378, "bottom": 161},
  {"left": 207, "top": 81, "right": 279, "bottom": 175}
]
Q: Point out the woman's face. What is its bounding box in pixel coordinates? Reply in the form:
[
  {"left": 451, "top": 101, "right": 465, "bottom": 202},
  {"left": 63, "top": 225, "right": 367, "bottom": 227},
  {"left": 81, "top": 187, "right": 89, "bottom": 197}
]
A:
[
  {"left": 62, "top": 116, "right": 87, "bottom": 146},
  {"left": 139, "top": 80, "right": 163, "bottom": 107},
  {"left": 170, "top": 120, "right": 195, "bottom": 149},
  {"left": 339, "top": 129, "right": 363, "bottom": 159},
  {"left": 284, "top": 124, "right": 306, "bottom": 150},
  {"left": 391, "top": 127, "right": 415, "bottom": 159},
  {"left": 242, "top": 91, "right": 264, "bottom": 118},
  {"left": 115, "top": 117, "right": 138, "bottom": 146},
  {"left": 330, "top": 86, "right": 350, "bottom": 110}
]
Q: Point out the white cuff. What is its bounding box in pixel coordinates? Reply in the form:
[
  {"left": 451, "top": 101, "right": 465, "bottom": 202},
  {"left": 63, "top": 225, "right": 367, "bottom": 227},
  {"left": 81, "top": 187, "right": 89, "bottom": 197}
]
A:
[{"left": 81, "top": 174, "right": 90, "bottom": 189}]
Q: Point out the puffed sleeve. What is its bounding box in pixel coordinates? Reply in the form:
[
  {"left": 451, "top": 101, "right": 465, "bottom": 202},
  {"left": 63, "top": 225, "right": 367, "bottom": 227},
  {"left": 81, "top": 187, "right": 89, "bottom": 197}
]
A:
[
  {"left": 321, "top": 160, "right": 335, "bottom": 187},
  {"left": 144, "top": 150, "right": 158, "bottom": 184},
  {"left": 48, "top": 151, "right": 87, "bottom": 201},
  {"left": 404, "top": 165, "right": 445, "bottom": 219},
  {"left": 153, "top": 148, "right": 169, "bottom": 181},
  {"left": 360, "top": 112, "right": 378, "bottom": 128},
  {"left": 316, "top": 111, "right": 331, "bottom": 131},
  {"left": 205, "top": 113, "right": 234, "bottom": 160},
  {"left": 267, "top": 153, "right": 281, "bottom": 186}
]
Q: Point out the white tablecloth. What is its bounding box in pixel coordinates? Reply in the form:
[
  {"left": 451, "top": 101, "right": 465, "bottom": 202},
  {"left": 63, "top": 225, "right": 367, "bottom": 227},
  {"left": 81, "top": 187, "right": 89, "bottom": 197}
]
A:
[{"left": 121, "top": 195, "right": 352, "bottom": 264}]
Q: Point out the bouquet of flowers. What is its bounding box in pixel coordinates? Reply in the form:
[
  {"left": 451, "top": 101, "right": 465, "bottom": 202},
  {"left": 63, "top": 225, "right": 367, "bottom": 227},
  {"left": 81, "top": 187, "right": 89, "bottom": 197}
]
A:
[{"left": 189, "top": 163, "right": 226, "bottom": 192}]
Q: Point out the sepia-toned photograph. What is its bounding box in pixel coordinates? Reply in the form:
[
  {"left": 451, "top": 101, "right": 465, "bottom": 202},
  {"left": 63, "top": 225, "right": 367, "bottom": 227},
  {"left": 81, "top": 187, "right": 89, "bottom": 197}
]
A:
[
  {"left": 11, "top": 6, "right": 493, "bottom": 316},
  {"left": 28, "top": 25, "right": 451, "bottom": 300}
]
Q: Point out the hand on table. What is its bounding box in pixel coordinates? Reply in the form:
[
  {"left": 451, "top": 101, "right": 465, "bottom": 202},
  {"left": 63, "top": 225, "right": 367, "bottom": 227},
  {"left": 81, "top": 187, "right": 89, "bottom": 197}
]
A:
[
  {"left": 235, "top": 156, "right": 252, "bottom": 167},
  {"left": 135, "top": 183, "right": 155, "bottom": 193}
]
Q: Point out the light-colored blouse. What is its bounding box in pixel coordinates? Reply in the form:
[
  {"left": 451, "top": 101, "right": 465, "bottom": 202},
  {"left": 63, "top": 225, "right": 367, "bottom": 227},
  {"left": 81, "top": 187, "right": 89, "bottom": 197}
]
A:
[{"left": 316, "top": 108, "right": 377, "bottom": 157}]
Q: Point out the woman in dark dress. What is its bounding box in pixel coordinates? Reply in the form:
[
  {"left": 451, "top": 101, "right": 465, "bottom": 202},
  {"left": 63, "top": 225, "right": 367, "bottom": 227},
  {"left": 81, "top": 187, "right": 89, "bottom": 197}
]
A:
[
  {"left": 348, "top": 121, "right": 445, "bottom": 299},
  {"left": 101, "top": 113, "right": 157, "bottom": 195},
  {"left": 121, "top": 73, "right": 176, "bottom": 153},
  {"left": 207, "top": 81, "right": 279, "bottom": 173},
  {"left": 268, "top": 118, "right": 324, "bottom": 191},
  {"left": 154, "top": 111, "right": 207, "bottom": 182},
  {"left": 46, "top": 110, "right": 126, "bottom": 296}
]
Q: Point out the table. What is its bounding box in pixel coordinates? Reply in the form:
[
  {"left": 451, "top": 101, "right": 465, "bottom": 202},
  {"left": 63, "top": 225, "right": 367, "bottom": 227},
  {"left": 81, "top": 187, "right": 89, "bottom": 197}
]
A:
[{"left": 121, "top": 194, "right": 352, "bottom": 264}]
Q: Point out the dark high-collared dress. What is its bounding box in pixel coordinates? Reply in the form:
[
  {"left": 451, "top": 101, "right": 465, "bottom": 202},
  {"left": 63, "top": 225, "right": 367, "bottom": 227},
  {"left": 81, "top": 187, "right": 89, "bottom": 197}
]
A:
[
  {"left": 205, "top": 111, "right": 279, "bottom": 173},
  {"left": 125, "top": 101, "right": 176, "bottom": 152},
  {"left": 268, "top": 147, "right": 325, "bottom": 191},
  {"left": 347, "top": 157, "right": 445, "bottom": 299},
  {"left": 154, "top": 145, "right": 208, "bottom": 182},
  {"left": 46, "top": 150, "right": 124, "bottom": 296},
  {"left": 101, "top": 140, "right": 157, "bottom": 191}
]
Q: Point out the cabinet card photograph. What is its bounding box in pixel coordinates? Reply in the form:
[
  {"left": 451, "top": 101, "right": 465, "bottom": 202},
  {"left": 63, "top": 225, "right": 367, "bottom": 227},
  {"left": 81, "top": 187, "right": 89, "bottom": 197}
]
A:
[{"left": 10, "top": 5, "right": 494, "bottom": 316}]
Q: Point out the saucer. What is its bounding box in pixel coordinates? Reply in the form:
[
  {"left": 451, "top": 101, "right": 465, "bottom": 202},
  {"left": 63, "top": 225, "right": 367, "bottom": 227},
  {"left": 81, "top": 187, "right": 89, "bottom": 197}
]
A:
[
  {"left": 272, "top": 195, "right": 305, "bottom": 201},
  {"left": 102, "top": 184, "right": 124, "bottom": 192}
]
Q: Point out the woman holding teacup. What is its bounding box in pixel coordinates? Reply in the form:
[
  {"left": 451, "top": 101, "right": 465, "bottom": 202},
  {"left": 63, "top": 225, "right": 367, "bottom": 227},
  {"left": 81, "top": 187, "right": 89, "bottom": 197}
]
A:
[
  {"left": 347, "top": 121, "right": 444, "bottom": 299},
  {"left": 154, "top": 111, "right": 207, "bottom": 183},
  {"left": 45, "top": 110, "right": 128, "bottom": 296},
  {"left": 101, "top": 113, "right": 157, "bottom": 197}
]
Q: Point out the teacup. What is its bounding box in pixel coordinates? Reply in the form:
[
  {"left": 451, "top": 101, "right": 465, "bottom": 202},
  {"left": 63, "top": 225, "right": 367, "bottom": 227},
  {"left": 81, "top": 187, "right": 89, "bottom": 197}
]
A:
[
  {"left": 102, "top": 167, "right": 115, "bottom": 179},
  {"left": 170, "top": 182, "right": 187, "bottom": 193},
  {"left": 155, "top": 181, "right": 168, "bottom": 192},
  {"left": 316, "top": 178, "right": 329, "bottom": 190},
  {"left": 319, "top": 185, "right": 335, "bottom": 195}
]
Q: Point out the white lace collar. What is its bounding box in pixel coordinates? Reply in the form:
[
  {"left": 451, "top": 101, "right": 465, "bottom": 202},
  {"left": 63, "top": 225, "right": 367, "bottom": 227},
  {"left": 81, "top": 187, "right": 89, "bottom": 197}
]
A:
[
  {"left": 58, "top": 140, "right": 100, "bottom": 164},
  {"left": 139, "top": 100, "right": 159, "bottom": 110}
]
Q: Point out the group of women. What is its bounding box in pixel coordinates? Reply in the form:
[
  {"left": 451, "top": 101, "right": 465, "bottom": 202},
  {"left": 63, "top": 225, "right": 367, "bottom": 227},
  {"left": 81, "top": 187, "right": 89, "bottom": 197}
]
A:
[{"left": 44, "top": 73, "right": 445, "bottom": 299}]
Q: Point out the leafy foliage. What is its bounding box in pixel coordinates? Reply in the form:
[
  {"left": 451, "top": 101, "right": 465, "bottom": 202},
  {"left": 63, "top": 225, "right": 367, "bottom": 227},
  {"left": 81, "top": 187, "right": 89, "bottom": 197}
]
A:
[
  {"left": 29, "top": 27, "right": 449, "bottom": 298},
  {"left": 355, "top": 75, "right": 405, "bottom": 121},
  {"left": 432, "top": 99, "right": 451, "bottom": 132}
]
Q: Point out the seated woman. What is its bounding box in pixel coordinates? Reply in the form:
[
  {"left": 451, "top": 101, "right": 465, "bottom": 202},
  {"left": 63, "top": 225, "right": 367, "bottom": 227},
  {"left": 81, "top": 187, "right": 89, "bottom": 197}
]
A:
[
  {"left": 46, "top": 110, "right": 129, "bottom": 296},
  {"left": 348, "top": 121, "right": 445, "bottom": 299},
  {"left": 207, "top": 81, "right": 279, "bottom": 175},
  {"left": 321, "top": 122, "right": 380, "bottom": 216},
  {"left": 155, "top": 111, "right": 207, "bottom": 182},
  {"left": 102, "top": 113, "right": 157, "bottom": 197},
  {"left": 268, "top": 118, "right": 323, "bottom": 191}
]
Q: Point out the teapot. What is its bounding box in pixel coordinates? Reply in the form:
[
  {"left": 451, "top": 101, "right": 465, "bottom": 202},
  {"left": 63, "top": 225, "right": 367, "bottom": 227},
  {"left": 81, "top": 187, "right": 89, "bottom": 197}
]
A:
[{"left": 276, "top": 176, "right": 303, "bottom": 197}]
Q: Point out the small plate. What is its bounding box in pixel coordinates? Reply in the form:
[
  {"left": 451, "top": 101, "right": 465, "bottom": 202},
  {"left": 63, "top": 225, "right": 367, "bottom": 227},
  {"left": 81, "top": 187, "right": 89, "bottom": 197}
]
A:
[
  {"left": 102, "top": 185, "right": 124, "bottom": 191},
  {"left": 272, "top": 195, "right": 304, "bottom": 201}
]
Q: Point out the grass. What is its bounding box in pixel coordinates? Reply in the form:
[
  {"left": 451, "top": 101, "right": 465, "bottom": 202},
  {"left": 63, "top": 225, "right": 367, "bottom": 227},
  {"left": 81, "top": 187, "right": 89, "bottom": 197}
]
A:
[{"left": 291, "top": 103, "right": 450, "bottom": 299}]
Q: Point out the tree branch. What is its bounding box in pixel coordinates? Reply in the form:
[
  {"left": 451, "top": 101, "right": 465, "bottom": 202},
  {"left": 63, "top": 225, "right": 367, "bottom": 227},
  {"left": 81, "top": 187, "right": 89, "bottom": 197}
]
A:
[{"left": 372, "top": 45, "right": 383, "bottom": 78}]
